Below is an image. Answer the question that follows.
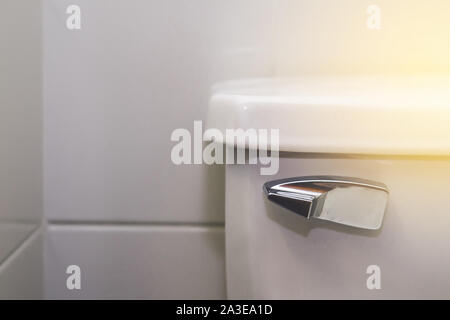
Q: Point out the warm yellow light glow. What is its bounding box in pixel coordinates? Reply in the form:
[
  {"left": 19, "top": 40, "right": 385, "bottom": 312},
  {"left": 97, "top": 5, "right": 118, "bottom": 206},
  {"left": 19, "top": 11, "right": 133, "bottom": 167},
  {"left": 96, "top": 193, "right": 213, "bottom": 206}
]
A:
[{"left": 272, "top": 0, "right": 450, "bottom": 76}]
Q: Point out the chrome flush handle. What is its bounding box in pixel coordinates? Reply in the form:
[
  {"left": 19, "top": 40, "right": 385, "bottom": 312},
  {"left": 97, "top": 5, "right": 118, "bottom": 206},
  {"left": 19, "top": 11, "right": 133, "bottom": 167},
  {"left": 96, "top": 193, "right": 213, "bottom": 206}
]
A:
[{"left": 263, "top": 176, "right": 389, "bottom": 230}]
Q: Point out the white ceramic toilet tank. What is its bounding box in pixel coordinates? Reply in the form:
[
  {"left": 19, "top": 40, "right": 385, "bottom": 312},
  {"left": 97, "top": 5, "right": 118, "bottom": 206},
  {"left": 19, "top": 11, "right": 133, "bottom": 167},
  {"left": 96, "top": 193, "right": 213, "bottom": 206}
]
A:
[{"left": 207, "top": 77, "right": 450, "bottom": 299}]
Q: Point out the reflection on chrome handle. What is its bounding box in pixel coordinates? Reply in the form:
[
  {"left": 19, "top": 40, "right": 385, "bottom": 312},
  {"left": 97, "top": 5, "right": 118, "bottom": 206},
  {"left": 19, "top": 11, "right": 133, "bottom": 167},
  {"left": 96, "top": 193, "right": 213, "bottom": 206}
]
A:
[{"left": 263, "top": 176, "right": 389, "bottom": 230}]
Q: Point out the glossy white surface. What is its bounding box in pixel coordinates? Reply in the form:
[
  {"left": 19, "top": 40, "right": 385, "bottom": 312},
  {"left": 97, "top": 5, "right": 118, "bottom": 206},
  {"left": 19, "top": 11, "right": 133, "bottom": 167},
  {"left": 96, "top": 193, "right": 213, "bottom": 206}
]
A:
[
  {"left": 226, "top": 155, "right": 450, "bottom": 299},
  {"left": 208, "top": 77, "right": 450, "bottom": 154},
  {"left": 45, "top": 225, "right": 225, "bottom": 299}
]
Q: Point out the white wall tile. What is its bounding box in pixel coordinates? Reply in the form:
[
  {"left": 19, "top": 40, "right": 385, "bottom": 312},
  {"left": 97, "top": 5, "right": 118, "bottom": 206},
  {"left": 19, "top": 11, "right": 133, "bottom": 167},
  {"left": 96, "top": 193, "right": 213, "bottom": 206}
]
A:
[
  {"left": 44, "top": 225, "right": 226, "bottom": 299},
  {"left": 0, "top": 223, "right": 37, "bottom": 265},
  {"left": 0, "top": 229, "right": 43, "bottom": 299},
  {"left": 44, "top": 0, "right": 278, "bottom": 223},
  {"left": 0, "top": 0, "right": 43, "bottom": 267}
]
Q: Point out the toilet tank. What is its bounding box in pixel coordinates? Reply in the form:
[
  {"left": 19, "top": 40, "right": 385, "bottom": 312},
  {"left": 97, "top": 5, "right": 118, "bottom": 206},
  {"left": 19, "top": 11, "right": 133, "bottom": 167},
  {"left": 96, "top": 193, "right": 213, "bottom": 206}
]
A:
[{"left": 207, "top": 77, "right": 450, "bottom": 299}]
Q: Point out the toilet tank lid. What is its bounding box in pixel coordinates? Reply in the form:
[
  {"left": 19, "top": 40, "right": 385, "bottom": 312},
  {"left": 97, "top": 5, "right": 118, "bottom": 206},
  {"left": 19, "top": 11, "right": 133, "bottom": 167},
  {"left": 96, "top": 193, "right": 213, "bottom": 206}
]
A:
[{"left": 206, "top": 76, "right": 450, "bottom": 155}]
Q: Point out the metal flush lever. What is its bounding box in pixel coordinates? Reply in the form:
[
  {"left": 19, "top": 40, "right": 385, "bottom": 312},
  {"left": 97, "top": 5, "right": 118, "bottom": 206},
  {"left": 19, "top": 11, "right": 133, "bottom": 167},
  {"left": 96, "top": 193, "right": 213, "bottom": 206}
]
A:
[{"left": 263, "top": 176, "right": 389, "bottom": 230}]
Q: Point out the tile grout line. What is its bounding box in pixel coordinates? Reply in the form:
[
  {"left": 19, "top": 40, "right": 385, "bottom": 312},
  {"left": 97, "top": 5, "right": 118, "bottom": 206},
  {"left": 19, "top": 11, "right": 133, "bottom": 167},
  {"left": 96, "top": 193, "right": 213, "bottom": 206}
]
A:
[
  {"left": 0, "top": 224, "right": 43, "bottom": 273},
  {"left": 46, "top": 219, "right": 225, "bottom": 229}
]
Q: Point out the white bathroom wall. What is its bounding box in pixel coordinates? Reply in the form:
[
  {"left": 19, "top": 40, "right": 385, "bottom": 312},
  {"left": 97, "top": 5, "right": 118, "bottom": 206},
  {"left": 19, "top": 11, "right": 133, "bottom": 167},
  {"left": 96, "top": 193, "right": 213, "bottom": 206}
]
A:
[
  {"left": 43, "top": 0, "right": 279, "bottom": 298},
  {"left": 0, "top": 0, "right": 43, "bottom": 298},
  {"left": 274, "top": 0, "right": 450, "bottom": 76}
]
